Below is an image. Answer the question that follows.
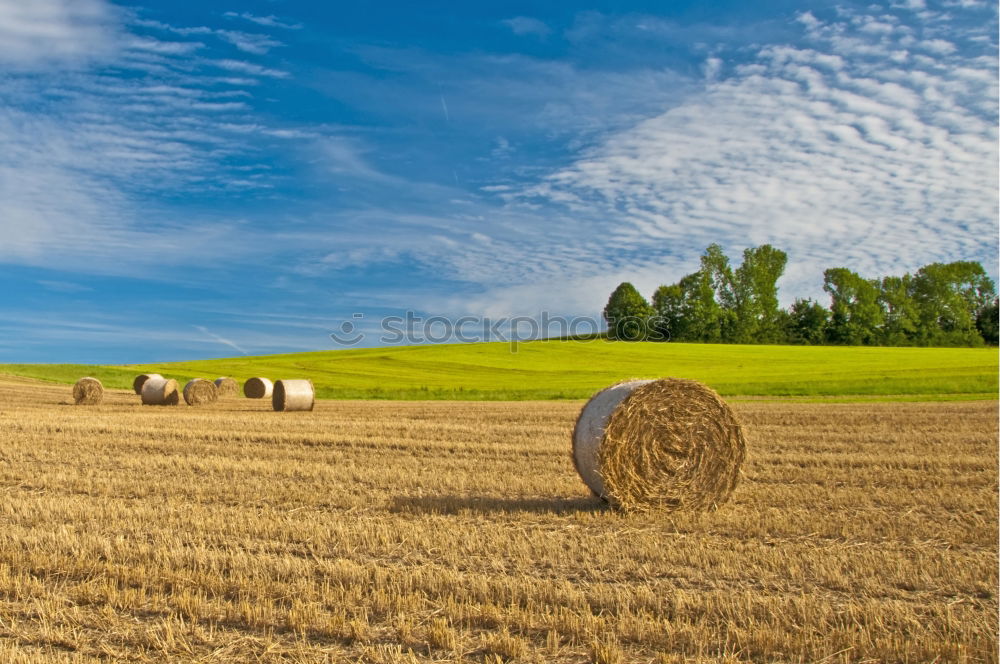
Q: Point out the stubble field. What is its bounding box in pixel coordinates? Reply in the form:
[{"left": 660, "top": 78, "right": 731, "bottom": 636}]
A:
[{"left": 0, "top": 376, "right": 996, "bottom": 663}]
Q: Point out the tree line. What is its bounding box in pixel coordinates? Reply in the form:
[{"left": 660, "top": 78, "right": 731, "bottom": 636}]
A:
[{"left": 603, "top": 244, "right": 999, "bottom": 347}]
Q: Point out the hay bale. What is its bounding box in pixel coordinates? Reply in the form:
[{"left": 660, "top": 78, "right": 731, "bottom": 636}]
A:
[
  {"left": 183, "top": 378, "right": 218, "bottom": 406},
  {"left": 73, "top": 377, "right": 103, "bottom": 405},
  {"left": 141, "top": 376, "right": 179, "bottom": 406},
  {"left": 272, "top": 379, "right": 314, "bottom": 412},
  {"left": 572, "top": 378, "right": 746, "bottom": 512},
  {"left": 244, "top": 377, "right": 273, "bottom": 399},
  {"left": 132, "top": 373, "right": 162, "bottom": 395},
  {"left": 213, "top": 377, "right": 239, "bottom": 397}
]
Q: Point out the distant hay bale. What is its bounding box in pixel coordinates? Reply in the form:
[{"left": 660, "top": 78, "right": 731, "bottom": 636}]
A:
[
  {"left": 213, "top": 377, "right": 239, "bottom": 397},
  {"left": 183, "top": 378, "right": 218, "bottom": 406},
  {"left": 73, "top": 377, "right": 103, "bottom": 405},
  {"left": 244, "top": 377, "right": 273, "bottom": 399},
  {"left": 132, "top": 373, "right": 162, "bottom": 395},
  {"left": 141, "top": 376, "right": 179, "bottom": 406},
  {"left": 272, "top": 379, "right": 314, "bottom": 412},
  {"left": 572, "top": 378, "right": 746, "bottom": 512}
]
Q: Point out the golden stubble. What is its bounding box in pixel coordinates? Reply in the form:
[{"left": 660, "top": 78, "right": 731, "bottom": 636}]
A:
[{"left": 0, "top": 377, "right": 996, "bottom": 663}]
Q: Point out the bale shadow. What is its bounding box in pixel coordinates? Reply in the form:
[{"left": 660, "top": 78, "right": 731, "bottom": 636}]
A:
[{"left": 389, "top": 494, "right": 608, "bottom": 516}]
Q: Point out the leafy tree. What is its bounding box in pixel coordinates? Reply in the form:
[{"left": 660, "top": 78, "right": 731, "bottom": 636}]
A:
[
  {"left": 681, "top": 270, "right": 727, "bottom": 342},
  {"left": 651, "top": 283, "right": 685, "bottom": 342},
  {"left": 651, "top": 268, "right": 728, "bottom": 343},
  {"left": 823, "top": 268, "right": 884, "bottom": 345},
  {"left": 774, "top": 308, "right": 793, "bottom": 344},
  {"left": 734, "top": 245, "right": 788, "bottom": 343},
  {"left": 786, "top": 298, "right": 829, "bottom": 345},
  {"left": 700, "top": 244, "right": 787, "bottom": 343},
  {"left": 699, "top": 244, "right": 736, "bottom": 341},
  {"left": 700, "top": 244, "right": 734, "bottom": 304},
  {"left": 603, "top": 282, "right": 654, "bottom": 341},
  {"left": 609, "top": 249, "right": 993, "bottom": 348},
  {"left": 976, "top": 298, "right": 999, "bottom": 345},
  {"left": 878, "top": 275, "right": 919, "bottom": 346},
  {"left": 911, "top": 262, "right": 995, "bottom": 346}
]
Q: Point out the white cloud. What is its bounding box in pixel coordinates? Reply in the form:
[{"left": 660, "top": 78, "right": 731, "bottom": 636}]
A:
[
  {"left": 320, "top": 137, "right": 388, "bottom": 179},
  {"left": 502, "top": 16, "right": 551, "bottom": 38},
  {"left": 127, "top": 36, "right": 203, "bottom": 54},
  {"left": 0, "top": 0, "right": 995, "bottom": 327},
  {"left": 919, "top": 38, "right": 957, "bottom": 55},
  {"left": 194, "top": 325, "right": 249, "bottom": 355},
  {"left": 37, "top": 280, "right": 92, "bottom": 293},
  {"left": 223, "top": 12, "right": 302, "bottom": 30},
  {"left": 216, "top": 30, "right": 283, "bottom": 55},
  {"left": 703, "top": 57, "right": 723, "bottom": 80},
  {"left": 517, "top": 4, "right": 998, "bottom": 302},
  {"left": 0, "top": 144, "right": 262, "bottom": 273},
  {"left": 0, "top": 6, "right": 307, "bottom": 275},
  {"left": 491, "top": 136, "right": 514, "bottom": 158},
  {"left": 328, "top": 45, "right": 694, "bottom": 144},
  {"left": 0, "top": 0, "right": 121, "bottom": 68},
  {"left": 134, "top": 19, "right": 284, "bottom": 55},
  {"left": 214, "top": 58, "right": 290, "bottom": 78}
]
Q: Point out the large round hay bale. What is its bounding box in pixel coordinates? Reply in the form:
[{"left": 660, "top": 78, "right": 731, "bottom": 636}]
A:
[
  {"left": 272, "top": 379, "right": 314, "bottom": 412},
  {"left": 73, "top": 377, "right": 103, "bottom": 405},
  {"left": 132, "top": 373, "right": 162, "bottom": 395},
  {"left": 244, "top": 377, "right": 273, "bottom": 399},
  {"left": 183, "top": 378, "right": 218, "bottom": 406},
  {"left": 141, "top": 376, "right": 179, "bottom": 406},
  {"left": 572, "top": 378, "right": 746, "bottom": 512},
  {"left": 213, "top": 377, "right": 239, "bottom": 397}
]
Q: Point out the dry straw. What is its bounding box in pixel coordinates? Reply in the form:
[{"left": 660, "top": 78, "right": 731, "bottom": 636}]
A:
[
  {"left": 141, "top": 377, "right": 180, "bottom": 406},
  {"left": 183, "top": 379, "right": 218, "bottom": 406},
  {"left": 572, "top": 378, "right": 746, "bottom": 512},
  {"left": 272, "top": 379, "right": 315, "bottom": 412},
  {"left": 214, "top": 377, "right": 239, "bottom": 397},
  {"left": 132, "top": 373, "right": 162, "bottom": 395},
  {"left": 73, "top": 377, "right": 103, "bottom": 405},
  {"left": 244, "top": 377, "right": 273, "bottom": 399}
]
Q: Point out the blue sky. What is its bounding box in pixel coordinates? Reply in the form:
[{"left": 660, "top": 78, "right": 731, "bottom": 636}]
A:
[{"left": 0, "top": 0, "right": 996, "bottom": 362}]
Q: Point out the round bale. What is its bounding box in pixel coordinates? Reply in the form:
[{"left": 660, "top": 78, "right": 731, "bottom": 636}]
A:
[
  {"left": 141, "top": 376, "right": 179, "bottom": 406},
  {"left": 213, "top": 377, "right": 239, "bottom": 397},
  {"left": 272, "top": 379, "right": 314, "bottom": 412},
  {"left": 132, "top": 373, "right": 163, "bottom": 395},
  {"left": 183, "top": 378, "right": 218, "bottom": 406},
  {"left": 572, "top": 378, "right": 746, "bottom": 512},
  {"left": 73, "top": 377, "right": 104, "bottom": 405},
  {"left": 244, "top": 377, "right": 273, "bottom": 399}
]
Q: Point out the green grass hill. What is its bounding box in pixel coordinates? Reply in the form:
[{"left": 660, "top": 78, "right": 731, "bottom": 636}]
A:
[{"left": 1, "top": 340, "right": 996, "bottom": 400}]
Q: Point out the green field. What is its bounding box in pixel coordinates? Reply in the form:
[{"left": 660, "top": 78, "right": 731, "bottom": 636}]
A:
[{"left": 0, "top": 340, "right": 996, "bottom": 400}]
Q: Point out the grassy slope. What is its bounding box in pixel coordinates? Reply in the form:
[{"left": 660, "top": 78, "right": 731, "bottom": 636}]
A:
[{"left": 0, "top": 340, "right": 996, "bottom": 400}]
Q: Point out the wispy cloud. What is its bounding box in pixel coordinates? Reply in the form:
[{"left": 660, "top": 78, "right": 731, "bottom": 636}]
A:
[
  {"left": 317, "top": 44, "right": 694, "bottom": 145},
  {"left": 0, "top": 0, "right": 122, "bottom": 68},
  {"left": 0, "top": 0, "right": 996, "bottom": 357},
  {"left": 502, "top": 16, "right": 551, "bottom": 38},
  {"left": 134, "top": 19, "right": 284, "bottom": 54},
  {"left": 223, "top": 12, "right": 302, "bottom": 31},
  {"left": 0, "top": 0, "right": 306, "bottom": 274},
  {"left": 194, "top": 325, "right": 249, "bottom": 355},
  {"left": 213, "top": 58, "right": 290, "bottom": 78},
  {"left": 518, "top": 4, "right": 998, "bottom": 299},
  {"left": 300, "top": 3, "right": 998, "bottom": 316},
  {"left": 37, "top": 280, "right": 93, "bottom": 293}
]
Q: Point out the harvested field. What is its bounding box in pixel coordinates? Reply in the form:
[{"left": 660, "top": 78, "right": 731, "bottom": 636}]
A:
[{"left": 0, "top": 376, "right": 995, "bottom": 663}]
